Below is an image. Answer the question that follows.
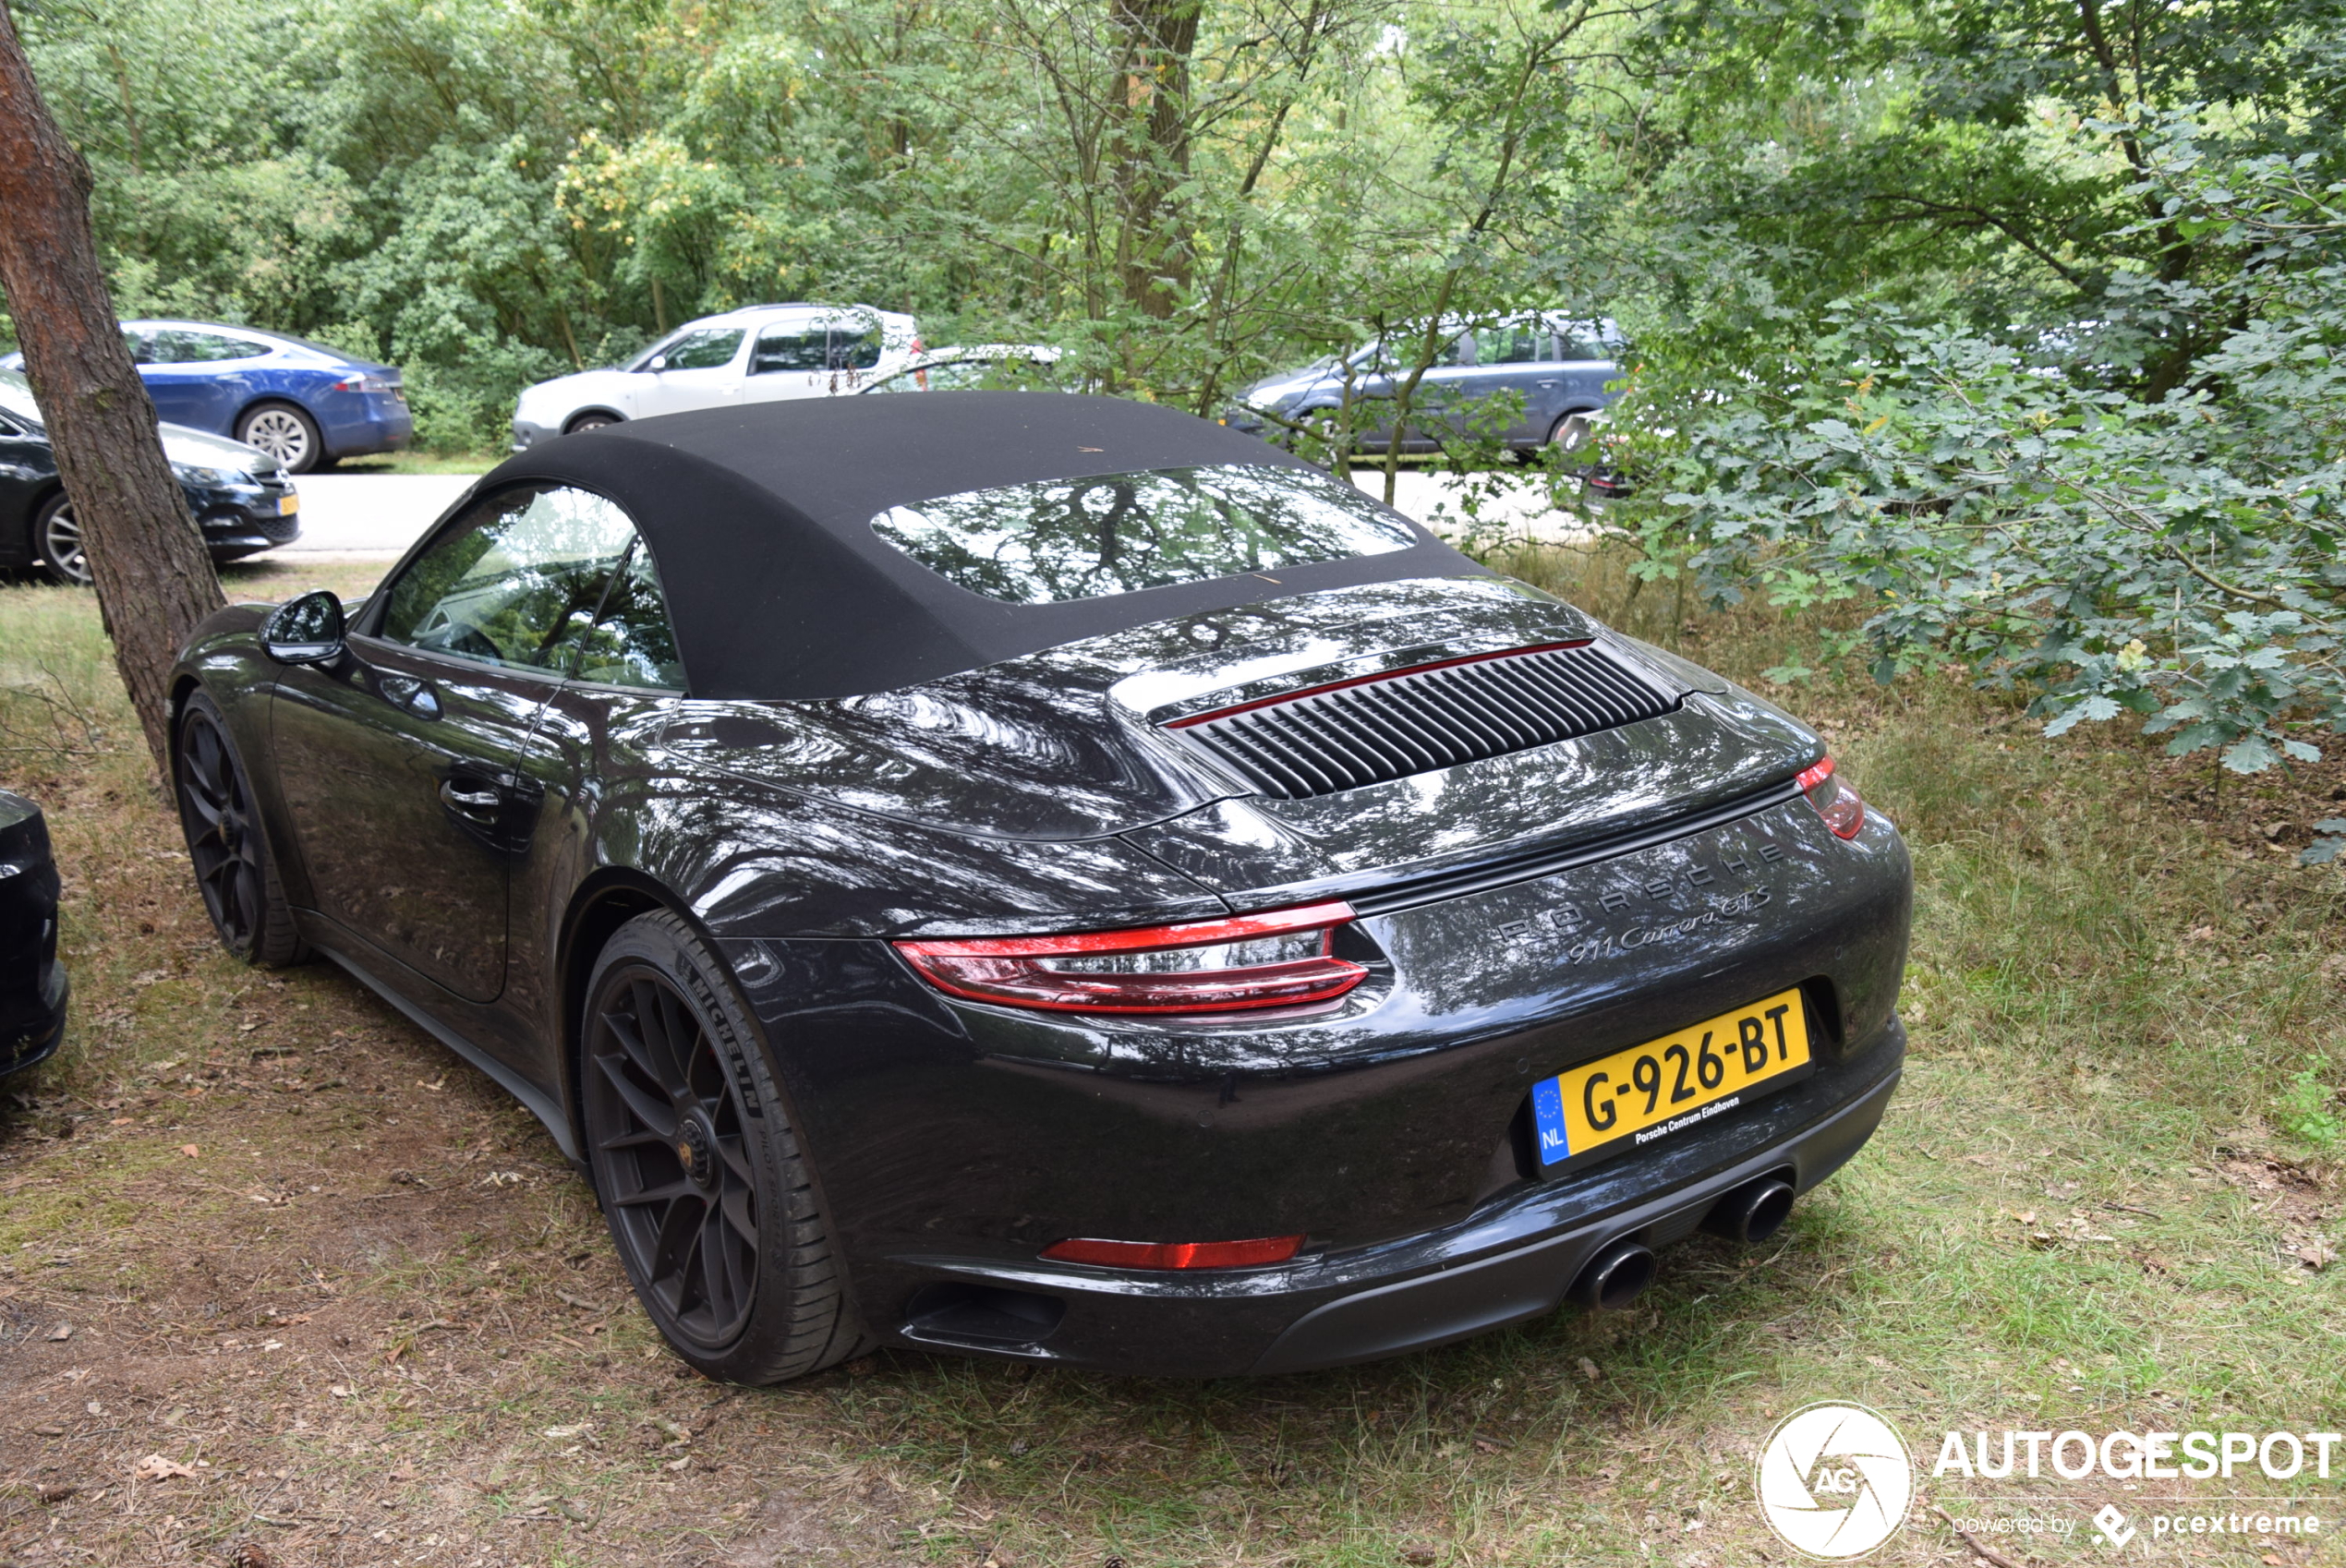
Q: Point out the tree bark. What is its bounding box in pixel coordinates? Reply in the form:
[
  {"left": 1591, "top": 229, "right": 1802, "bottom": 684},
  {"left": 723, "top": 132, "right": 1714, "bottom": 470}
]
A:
[
  {"left": 0, "top": 0, "right": 223, "bottom": 779},
  {"left": 1110, "top": 0, "right": 1200, "bottom": 320}
]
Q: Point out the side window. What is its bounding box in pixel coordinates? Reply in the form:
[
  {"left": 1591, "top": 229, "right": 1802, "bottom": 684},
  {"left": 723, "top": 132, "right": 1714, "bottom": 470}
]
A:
[
  {"left": 1471, "top": 324, "right": 1544, "bottom": 366},
  {"left": 828, "top": 327, "right": 884, "bottom": 370},
  {"left": 659, "top": 328, "right": 744, "bottom": 370},
  {"left": 1554, "top": 326, "right": 1611, "bottom": 361},
  {"left": 376, "top": 487, "right": 638, "bottom": 676},
  {"left": 149, "top": 330, "right": 262, "bottom": 364},
  {"left": 1366, "top": 335, "right": 1465, "bottom": 371},
  {"left": 752, "top": 328, "right": 830, "bottom": 374},
  {"left": 122, "top": 328, "right": 154, "bottom": 365},
  {"left": 572, "top": 543, "right": 684, "bottom": 689}
]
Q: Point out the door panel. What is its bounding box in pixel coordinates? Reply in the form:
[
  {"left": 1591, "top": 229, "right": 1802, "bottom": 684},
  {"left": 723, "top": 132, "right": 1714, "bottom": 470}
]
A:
[
  {"left": 271, "top": 641, "right": 554, "bottom": 1001},
  {"left": 1465, "top": 321, "right": 1559, "bottom": 443},
  {"left": 272, "top": 483, "right": 646, "bottom": 1002},
  {"left": 635, "top": 326, "right": 749, "bottom": 418},
  {"left": 1353, "top": 334, "right": 1472, "bottom": 453},
  {"left": 741, "top": 321, "right": 837, "bottom": 404}
]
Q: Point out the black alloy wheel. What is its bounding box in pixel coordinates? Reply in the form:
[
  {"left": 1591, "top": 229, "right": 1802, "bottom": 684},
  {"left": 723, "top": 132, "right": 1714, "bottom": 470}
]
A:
[
  {"left": 31, "top": 491, "right": 91, "bottom": 586},
  {"left": 173, "top": 692, "right": 305, "bottom": 964},
  {"left": 582, "top": 911, "right": 867, "bottom": 1382}
]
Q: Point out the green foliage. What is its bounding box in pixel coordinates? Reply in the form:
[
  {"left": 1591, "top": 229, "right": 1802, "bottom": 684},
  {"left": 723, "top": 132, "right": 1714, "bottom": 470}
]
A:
[
  {"left": 2274, "top": 1056, "right": 2345, "bottom": 1151},
  {"left": 1614, "top": 118, "right": 2346, "bottom": 779}
]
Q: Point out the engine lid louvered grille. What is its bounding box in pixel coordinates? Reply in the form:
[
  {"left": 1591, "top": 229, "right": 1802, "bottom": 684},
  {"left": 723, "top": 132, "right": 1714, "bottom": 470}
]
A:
[{"left": 1167, "top": 642, "right": 1679, "bottom": 799}]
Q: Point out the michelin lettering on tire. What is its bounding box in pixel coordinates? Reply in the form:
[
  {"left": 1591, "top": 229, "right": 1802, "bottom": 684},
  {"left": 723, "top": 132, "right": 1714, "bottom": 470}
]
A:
[{"left": 1757, "top": 1401, "right": 1915, "bottom": 1559}]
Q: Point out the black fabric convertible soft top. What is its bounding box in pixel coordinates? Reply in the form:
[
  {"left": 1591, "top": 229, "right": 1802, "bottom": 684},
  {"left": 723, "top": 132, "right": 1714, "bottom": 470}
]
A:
[{"left": 467, "top": 392, "right": 1489, "bottom": 699}]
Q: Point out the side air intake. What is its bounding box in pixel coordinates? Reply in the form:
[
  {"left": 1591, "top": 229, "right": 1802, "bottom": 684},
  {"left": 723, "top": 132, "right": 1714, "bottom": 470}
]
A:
[{"left": 1167, "top": 641, "right": 1679, "bottom": 800}]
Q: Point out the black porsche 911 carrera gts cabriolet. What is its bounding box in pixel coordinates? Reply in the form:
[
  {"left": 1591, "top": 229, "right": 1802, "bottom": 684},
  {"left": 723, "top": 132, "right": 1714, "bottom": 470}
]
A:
[{"left": 168, "top": 392, "right": 1908, "bottom": 1383}]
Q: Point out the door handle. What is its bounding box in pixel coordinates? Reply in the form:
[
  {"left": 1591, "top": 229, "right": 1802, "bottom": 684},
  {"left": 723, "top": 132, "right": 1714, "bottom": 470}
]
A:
[
  {"left": 1536, "top": 379, "right": 1561, "bottom": 387},
  {"left": 440, "top": 779, "right": 502, "bottom": 814}
]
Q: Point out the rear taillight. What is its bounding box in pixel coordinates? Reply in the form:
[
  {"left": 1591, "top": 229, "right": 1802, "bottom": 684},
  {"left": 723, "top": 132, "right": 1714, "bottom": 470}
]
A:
[
  {"left": 1041, "top": 1234, "right": 1304, "bottom": 1270},
  {"left": 1798, "top": 756, "right": 1866, "bottom": 839},
  {"left": 333, "top": 374, "right": 400, "bottom": 395},
  {"left": 892, "top": 900, "right": 1366, "bottom": 1014}
]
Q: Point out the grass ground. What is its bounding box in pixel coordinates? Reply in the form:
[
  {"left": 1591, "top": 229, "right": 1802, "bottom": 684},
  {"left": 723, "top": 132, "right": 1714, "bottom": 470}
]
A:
[{"left": 1, "top": 549, "right": 2341, "bottom": 1568}]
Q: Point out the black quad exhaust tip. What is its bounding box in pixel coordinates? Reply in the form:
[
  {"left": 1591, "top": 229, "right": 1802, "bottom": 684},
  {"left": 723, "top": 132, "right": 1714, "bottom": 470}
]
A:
[
  {"left": 1703, "top": 1176, "right": 1796, "bottom": 1246},
  {"left": 1568, "top": 1238, "right": 1657, "bottom": 1310}
]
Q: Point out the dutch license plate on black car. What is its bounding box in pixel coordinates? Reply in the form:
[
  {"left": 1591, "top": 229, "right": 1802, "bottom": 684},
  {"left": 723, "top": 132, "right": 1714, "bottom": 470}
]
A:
[{"left": 1532, "top": 987, "right": 1812, "bottom": 1171}]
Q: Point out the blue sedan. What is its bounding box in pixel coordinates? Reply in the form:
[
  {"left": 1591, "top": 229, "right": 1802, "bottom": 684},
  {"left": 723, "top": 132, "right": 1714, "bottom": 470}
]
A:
[{"left": 1, "top": 320, "right": 411, "bottom": 473}]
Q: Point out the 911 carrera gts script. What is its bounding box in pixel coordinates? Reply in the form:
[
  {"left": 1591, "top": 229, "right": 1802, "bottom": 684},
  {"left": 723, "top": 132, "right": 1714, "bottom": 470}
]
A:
[
  {"left": 1555, "top": 889, "right": 1772, "bottom": 965},
  {"left": 1491, "top": 836, "right": 1790, "bottom": 964}
]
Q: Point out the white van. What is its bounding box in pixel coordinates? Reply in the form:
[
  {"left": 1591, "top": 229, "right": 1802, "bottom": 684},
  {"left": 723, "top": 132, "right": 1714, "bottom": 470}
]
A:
[{"left": 511, "top": 304, "right": 921, "bottom": 449}]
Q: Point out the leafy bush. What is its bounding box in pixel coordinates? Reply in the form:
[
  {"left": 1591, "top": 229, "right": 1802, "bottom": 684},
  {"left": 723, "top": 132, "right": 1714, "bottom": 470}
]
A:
[
  {"left": 1618, "top": 119, "right": 2346, "bottom": 860},
  {"left": 2274, "top": 1056, "right": 2345, "bottom": 1152}
]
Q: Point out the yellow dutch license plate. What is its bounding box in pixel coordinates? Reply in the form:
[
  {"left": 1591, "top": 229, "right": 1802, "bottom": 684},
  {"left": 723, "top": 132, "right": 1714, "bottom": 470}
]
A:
[
  {"left": 278, "top": 494, "right": 300, "bottom": 515},
  {"left": 1532, "top": 987, "right": 1812, "bottom": 1170}
]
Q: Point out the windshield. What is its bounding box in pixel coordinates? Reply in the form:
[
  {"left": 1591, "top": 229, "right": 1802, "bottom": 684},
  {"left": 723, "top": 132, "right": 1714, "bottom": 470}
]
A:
[
  {"left": 869, "top": 464, "right": 1418, "bottom": 604},
  {"left": 0, "top": 369, "right": 43, "bottom": 428}
]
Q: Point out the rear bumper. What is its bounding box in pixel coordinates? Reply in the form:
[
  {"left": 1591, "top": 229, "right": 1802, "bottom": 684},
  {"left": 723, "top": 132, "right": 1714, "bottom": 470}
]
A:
[
  {"left": 874, "top": 1026, "right": 1901, "bottom": 1376},
  {"left": 723, "top": 789, "right": 1911, "bottom": 1378},
  {"left": 320, "top": 401, "right": 413, "bottom": 459}
]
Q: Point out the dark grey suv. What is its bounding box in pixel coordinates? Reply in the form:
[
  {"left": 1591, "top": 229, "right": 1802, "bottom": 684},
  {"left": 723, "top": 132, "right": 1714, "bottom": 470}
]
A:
[{"left": 1226, "top": 314, "right": 1623, "bottom": 457}]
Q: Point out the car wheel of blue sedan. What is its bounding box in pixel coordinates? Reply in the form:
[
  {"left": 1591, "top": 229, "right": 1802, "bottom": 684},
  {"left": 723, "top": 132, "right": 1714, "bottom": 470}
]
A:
[
  {"left": 30, "top": 490, "right": 89, "bottom": 586},
  {"left": 1550, "top": 412, "right": 1592, "bottom": 452},
  {"left": 236, "top": 402, "right": 324, "bottom": 474},
  {"left": 583, "top": 911, "right": 872, "bottom": 1384}
]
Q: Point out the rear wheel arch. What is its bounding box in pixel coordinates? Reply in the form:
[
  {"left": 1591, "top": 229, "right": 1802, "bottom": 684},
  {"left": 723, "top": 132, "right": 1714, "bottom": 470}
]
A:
[{"left": 557, "top": 871, "right": 706, "bottom": 1139}]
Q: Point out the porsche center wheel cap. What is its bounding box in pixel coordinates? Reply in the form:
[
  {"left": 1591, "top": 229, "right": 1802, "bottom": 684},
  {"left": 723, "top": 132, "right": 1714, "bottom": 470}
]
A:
[{"left": 677, "top": 1116, "right": 718, "bottom": 1189}]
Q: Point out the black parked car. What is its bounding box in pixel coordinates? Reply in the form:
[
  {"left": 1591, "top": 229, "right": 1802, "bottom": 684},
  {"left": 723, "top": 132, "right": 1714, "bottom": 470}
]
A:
[
  {"left": 1, "top": 790, "right": 67, "bottom": 1079},
  {"left": 1227, "top": 314, "right": 1625, "bottom": 458},
  {"left": 167, "top": 393, "right": 1908, "bottom": 1383},
  {"left": 0, "top": 369, "right": 300, "bottom": 585}
]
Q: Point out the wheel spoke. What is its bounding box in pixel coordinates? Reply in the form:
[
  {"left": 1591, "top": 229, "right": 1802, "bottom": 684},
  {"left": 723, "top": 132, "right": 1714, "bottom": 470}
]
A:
[
  {"left": 720, "top": 1185, "right": 757, "bottom": 1246},
  {"left": 698, "top": 1206, "right": 734, "bottom": 1320},
  {"left": 714, "top": 1132, "right": 755, "bottom": 1187},
  {"left": 630, "top": 978, "right": 693, "bottom": 1093},
  {"left": 610, "top": 1176, "right": 698, "bottom": 1210},
  {"left": 591, "top": 1046, "right": 678, "bottom": 1138}
]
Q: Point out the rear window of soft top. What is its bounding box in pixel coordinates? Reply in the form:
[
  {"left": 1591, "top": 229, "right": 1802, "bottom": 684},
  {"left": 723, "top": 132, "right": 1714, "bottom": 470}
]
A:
[{"left": 869, "top": 464, "right": 1418, "bottom": 604}]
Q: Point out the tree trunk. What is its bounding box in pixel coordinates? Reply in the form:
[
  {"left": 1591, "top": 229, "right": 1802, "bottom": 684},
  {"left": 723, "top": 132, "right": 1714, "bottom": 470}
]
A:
[
  {"left": 1110, "top": 0, "right": 1200, "bottom": 320},
  {"left": 0, "top": 0, "right": 223, "bottom": 779}
]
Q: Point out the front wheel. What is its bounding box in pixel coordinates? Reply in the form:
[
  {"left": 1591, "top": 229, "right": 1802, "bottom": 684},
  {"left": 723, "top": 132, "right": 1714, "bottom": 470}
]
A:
[
  {"left": 173, "top": 691, "right": 307, "bottom": 965},
  {"left": 582, "top": 911, "right": 868, "bottom": 1383},
  {"left": 564, "top": 413, "right": 621, "bottom": 434},
  {"left": 30, "top": 490, "right": 90, "bottom": 585},
  {"left": 236, "top": 402, "right": 324, "bottom": 473}
]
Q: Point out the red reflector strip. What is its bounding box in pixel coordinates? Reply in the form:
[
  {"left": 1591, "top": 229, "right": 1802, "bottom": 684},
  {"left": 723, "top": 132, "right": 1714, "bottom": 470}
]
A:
[
  {"left": 1041, "top": 1234, "right": 1305, "bottom": 1270},
  {"left": 1164, "top": 641, "right": 1594, "bottom": 729},
  {"left": 896, "top": 899, "right": 1356, "bottom": 959}
]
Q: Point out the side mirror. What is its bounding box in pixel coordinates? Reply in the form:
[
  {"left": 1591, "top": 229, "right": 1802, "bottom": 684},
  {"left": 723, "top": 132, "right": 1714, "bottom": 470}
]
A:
[
  {"left": 261, "top": 589, "right": 345, "bottom": 665},
  {"left": 646, "top": 355, "right": 669, "bottom": 373}
]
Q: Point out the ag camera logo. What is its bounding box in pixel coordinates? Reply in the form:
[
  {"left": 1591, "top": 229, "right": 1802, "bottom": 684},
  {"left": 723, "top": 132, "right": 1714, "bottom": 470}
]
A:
[{"left": 1757, "top": 1402, "right": 1916, "bottom": 1559}]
